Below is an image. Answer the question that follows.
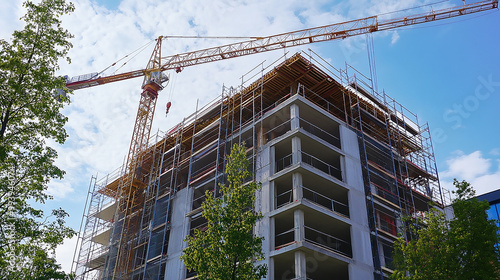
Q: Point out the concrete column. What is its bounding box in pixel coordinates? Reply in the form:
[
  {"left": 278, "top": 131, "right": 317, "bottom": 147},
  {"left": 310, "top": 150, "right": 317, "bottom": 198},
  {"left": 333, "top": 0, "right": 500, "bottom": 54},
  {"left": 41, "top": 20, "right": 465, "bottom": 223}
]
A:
[
  {"left": 290, "top": 103, "right": 300, "bottom": 130},
  {"left": 294, "top": 209, "right": 305, "bottom": 242},
  {"left": 294, "top": 251, "right": 307, "bottom": 279},
  {"left": 270, "top": 216, "right": 275, "bottom": 250},
  {"left": 269, "top": 180, "right": 276, "bottom": 211},
  {"left": 268, "top": 256, "right": 275, "bottom": 280},
  {"left": 292, "top": 172, "right": 303, "bottom": 202},
  {"left": 291, "top": 136, "right": 302, "bottom": 165},
  {"left": 270, "top": 145, "right": 276, "bottom": 175}
]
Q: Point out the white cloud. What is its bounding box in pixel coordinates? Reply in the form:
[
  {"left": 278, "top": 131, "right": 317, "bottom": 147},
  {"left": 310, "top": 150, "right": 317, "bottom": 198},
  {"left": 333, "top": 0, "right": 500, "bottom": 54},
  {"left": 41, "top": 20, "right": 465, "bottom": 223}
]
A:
[
  {"left": 490, "top": 148, "right": 500, "bottom": 156},
  {"left": 440, "top": 151, "right": 500, "bottom": 196},
  {"left": 391, "top": 31, "right": 400, "bottom": 45},
  {"left": 0, "top": 0, "right": 24, "bottom": 39},
  {"left": 55, "top": 236, "right": 79, "bottom": 274},
  {"left": 47, "top": 180, "right": 75, "bottom": 199},
  {"left": 440, "top": 150, "right": 491, "bottom": 181}
]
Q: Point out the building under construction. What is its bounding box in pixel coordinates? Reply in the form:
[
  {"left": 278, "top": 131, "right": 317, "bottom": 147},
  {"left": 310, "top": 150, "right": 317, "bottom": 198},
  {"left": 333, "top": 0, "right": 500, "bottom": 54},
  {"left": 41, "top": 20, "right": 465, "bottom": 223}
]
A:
[{"left": 72, "top": 52, "right": 449, "bottom": 280}]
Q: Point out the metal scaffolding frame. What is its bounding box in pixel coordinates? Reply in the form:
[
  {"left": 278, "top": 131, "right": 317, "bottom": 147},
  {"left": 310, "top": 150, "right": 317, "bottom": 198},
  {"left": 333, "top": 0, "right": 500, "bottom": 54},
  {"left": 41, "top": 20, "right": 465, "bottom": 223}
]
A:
[{"left": 339, "top": 62, "right": 445, "bottom": 279}]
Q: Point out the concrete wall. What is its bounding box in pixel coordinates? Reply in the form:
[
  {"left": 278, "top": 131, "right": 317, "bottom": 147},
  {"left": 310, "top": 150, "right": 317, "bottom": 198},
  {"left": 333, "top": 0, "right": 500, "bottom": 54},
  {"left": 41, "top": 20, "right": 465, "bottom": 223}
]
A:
[
  {"left": 165, "top": 187, "right": 190, "bottom": 280},
  {"left": 255, "top": 144, "right": 273, "bottom": 278},
  {"left": 341, "top": 125, "right": 374, "bottom": 280}
]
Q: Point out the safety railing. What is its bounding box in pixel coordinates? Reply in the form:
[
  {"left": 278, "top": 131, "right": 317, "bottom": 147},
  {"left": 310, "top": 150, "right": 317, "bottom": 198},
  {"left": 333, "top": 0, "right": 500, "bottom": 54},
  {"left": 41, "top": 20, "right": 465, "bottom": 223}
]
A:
[
  {"left": 372, "top": 183, "right": 399, "bottom": 205},
  {"left": 275, "top": 226, "right": 352, "bottom": 258},
  {"left": 192, "top": 193, "right": 207, "bottom": 210},
  {"left": 275, "top": 189, "right": 293, "bottom": 208},
  {"left": 304, "top": 226, "right": 352, "bottom": 258},
  {"left": 299, "top": 118, "right": 341, "bottom": 149},
  {"left": 297, "top": 84, "right": 347, "bottom": 121},
  {"left": 189, "top": 160, "right": 217, "bottom": 184},
  {"left": 301, "top": 152, "right": 342, "bottom": 181},
  {"left": 276, "top": 154, "right": 293, "bottom": 172},
  {"left": 302, "top": 186, "right": 349, "bottom": 217},
  {"left": 263, "top": 119, "right": 292, "bottom": 144},
  {"left": 377, "top": 216, "right": 397, "bottom": 236},
  {"left": 275, "top": 229, "right": 295, "bottom": 249},
  {"left": 383, "top": 255, "right": 395, "bottom": 270},
  {"left": 189, "top": 220, "right": 208, "bottom": 236}
]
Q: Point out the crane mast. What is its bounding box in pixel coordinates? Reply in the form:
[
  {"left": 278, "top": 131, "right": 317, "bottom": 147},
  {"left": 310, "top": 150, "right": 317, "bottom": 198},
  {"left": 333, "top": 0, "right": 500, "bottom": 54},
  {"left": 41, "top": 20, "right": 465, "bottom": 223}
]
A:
[
  {"left": 67, "top": 1, "right": 498, "bottom": 279},
  {"left": 106, "top": 39, "right": 169, "bottom": 279}
]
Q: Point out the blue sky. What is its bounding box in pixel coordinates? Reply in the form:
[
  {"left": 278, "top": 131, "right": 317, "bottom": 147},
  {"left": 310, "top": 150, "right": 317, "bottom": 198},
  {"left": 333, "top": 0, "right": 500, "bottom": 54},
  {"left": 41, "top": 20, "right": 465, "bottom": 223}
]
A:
[{"left": 1, "top": 0, "right": 499, "bottom": 272}]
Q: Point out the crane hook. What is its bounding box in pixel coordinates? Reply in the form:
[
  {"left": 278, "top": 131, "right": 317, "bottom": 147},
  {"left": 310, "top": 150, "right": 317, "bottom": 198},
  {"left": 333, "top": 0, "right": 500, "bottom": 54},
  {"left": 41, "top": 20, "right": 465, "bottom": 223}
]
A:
[{"left": 166, "top": 101, "right": 172, "bottom": 116}]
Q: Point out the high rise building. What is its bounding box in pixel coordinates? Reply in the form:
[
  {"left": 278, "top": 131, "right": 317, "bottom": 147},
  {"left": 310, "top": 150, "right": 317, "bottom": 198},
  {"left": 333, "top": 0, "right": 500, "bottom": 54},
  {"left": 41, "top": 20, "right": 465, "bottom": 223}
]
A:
[{"left": 73, "top": 52, "right": 450, "bottom": 280}]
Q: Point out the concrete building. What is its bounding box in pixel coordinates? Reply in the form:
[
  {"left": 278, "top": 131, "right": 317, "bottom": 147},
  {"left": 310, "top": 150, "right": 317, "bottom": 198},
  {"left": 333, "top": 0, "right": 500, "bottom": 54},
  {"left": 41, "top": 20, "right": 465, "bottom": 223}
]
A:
[{"left": 73, "top": 53, "right": 449, "bottom": 280}]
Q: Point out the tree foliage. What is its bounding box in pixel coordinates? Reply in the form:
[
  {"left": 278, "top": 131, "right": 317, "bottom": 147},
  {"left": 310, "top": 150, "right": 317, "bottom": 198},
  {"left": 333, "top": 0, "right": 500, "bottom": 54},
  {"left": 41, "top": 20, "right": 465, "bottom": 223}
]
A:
[
  {"left": 181, "top": 144, "right": 268, "bottom": 280},
  {"left": 0, "top": 0, "right": 75, "bottom": 279},
  {"left": 391, "top": 179, "right": 500, "bottom": 280}
]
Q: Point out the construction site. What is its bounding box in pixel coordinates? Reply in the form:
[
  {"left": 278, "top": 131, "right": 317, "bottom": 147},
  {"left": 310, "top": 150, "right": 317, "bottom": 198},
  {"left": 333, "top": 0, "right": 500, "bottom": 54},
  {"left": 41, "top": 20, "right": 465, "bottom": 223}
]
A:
[
  {"left": 68, "top": 1, "right": 497, "bottom": 280},
  {"left": 72, "top": 51, "right": 450, "bottom": 279}
]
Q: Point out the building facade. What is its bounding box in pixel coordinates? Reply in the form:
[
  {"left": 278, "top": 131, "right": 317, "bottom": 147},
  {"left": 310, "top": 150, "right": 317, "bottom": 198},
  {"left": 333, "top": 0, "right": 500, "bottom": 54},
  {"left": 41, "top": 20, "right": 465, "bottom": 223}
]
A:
[
  {"left": 477, "top": 189, "right": 500, "bottom": 225},
  {"left": 73, "top": 53, "right": 448, "bottom": 280}
]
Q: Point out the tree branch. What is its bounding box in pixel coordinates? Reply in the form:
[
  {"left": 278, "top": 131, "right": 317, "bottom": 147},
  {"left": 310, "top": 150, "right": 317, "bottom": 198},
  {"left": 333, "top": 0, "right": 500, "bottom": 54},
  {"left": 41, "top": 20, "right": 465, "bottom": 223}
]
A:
[
  {"left": 231, "top": 256, "right": 238, "bottom": 280},
  {"left": 0, "top": 101, "right": 12, "bottom": 140}
]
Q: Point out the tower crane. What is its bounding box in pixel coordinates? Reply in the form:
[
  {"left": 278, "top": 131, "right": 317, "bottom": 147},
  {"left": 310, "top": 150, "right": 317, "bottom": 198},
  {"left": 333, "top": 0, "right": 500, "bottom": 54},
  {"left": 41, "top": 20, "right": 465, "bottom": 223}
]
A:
[{"left": 67, "top": 1, "right": 498, "bottom": 278}]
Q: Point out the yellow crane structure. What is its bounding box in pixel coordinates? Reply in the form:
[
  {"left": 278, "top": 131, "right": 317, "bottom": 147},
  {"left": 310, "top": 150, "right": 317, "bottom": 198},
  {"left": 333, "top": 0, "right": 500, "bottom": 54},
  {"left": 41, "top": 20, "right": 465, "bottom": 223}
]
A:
[{"left": 67, "top": 1, "right": 498, "bottom": 278}]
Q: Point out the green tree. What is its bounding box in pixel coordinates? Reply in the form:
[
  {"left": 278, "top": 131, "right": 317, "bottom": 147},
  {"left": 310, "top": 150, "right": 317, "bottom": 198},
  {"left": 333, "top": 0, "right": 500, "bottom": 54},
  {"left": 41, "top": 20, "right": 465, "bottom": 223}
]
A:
[
  {"left": 181, "top": 144, "right": 268, "bottom": 280},
  {"left": 391, "top": 179, "right": 500, "bottom": 280},
  {"left": 0, "top": 0, "right": 76, "bottom": 279}
]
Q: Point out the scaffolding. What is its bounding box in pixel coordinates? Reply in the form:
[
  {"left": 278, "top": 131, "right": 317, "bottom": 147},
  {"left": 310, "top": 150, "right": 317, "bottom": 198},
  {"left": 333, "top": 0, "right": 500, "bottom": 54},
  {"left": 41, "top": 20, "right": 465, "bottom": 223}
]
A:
[
  {"left": 73, "top": 52, "right": 448, "bottom": 280},
  {"left": 342, "top": 63, "right": 448, "bottom": 279}
]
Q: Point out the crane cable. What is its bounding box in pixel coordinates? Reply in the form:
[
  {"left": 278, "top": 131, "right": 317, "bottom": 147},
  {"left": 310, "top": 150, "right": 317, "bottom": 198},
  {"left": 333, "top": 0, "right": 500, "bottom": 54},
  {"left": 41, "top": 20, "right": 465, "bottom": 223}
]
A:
[
  {"left": 377, "top": 0, "right": 451, "bottom": 17},
  {"left": 94, "top": 39, "right": 156, "bottom": 77},
  {"left": 160, "top": 35, "right": 262, "bottom": 116},
  {"left": 161, "top": 35, "right": 263, "bottom": 40},
  {"left": 112, "top": 39, "right": 156, "bottom": 75},
  {"left": 167, "top": 70, "right": 176, "bottom": 103},
  {"left": 395, "top": 9, "right": 497, "bottom": 30}
]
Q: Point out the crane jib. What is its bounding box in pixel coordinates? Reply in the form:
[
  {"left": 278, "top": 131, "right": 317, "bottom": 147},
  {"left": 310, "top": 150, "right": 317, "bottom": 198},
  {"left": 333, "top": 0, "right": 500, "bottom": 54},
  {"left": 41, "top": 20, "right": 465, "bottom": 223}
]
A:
[
  {"left": 65, "top": 70, "right": 146, "bottom": 90},
  {"left": 66, "top": 0, "right": 498, "bottom": 92}
]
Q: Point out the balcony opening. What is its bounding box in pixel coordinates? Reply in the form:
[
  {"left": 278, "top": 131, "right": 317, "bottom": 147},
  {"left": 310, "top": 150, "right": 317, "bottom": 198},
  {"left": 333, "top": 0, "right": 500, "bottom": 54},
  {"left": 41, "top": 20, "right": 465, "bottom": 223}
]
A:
[
  {"left": 189, "top": 212, "right": 208, "bottom": 236},
  {"left": 261, "top": 106, "right": 291, "bottom": 145},
  {"left": 273, "top": 253, "right": 296, "bottom": 280},
  {"left": 274, "top": 175, "right": 293, "bottom": 209},
  {"left": 192, "top": 179, "right": 216, "bottom": 211},
  {"left": 304, "top": 209, "right": 351, "bottom": 258},
  {"left": 375, "top": 209, "right": 397, "bottom": 237},
  {"left": 381, "top": 240, "right": 395, "bottom": 270},
  {"left": 274, "top": 211, "right": 295, "bottom": 249},
  {"left": 301, "top": 171, "right": 349, "bottom": 217},
  {"left": 274, "top": 138, "right": 293, "bottom": 173},
  {"left": 297, "top": 101, "right": 341, "bottom": 149}
]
